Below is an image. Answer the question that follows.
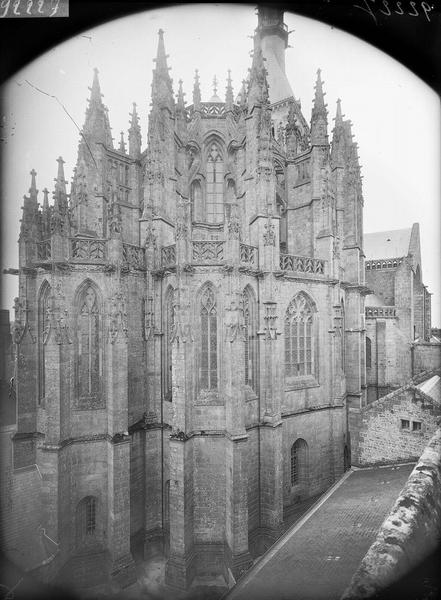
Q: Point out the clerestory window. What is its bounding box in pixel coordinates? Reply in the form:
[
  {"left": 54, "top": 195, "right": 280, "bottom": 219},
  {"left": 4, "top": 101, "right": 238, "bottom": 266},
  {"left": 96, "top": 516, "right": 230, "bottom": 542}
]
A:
[
  {"left": 200, "top": 284, "right": 217, "bottom": 390},
  {"left": 285, "top": 293, "right": 316, "bottom": 381},
  {"left": 206, "top": 144, "right": 224, "bottom": 223}
]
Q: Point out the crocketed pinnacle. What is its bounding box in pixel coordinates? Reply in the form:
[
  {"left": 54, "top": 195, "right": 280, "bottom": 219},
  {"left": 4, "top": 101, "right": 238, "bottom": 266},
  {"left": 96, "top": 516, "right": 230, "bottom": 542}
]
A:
[
  {"left": 29, "top": 168, "right": 38, "bottom": 198},
  {"left": 310, "top": 68, "right": 328, "bottom": 145},
  {"left": 151, "top": 29, "right": 174, "bottom": 109},
  {"left": 176, "top": 79, "right": 186, "bottom": 111},
  {"left": 247, "top": 35, "right": 269, "bottom": 108},
  {"left": 193, "top": 69, "right": 201, "bottom": 108},
  {"left": 225, "top": 70, "right": 234, "bottom": 110},
  {"left": 54, "top": 156, "right": 67, "bottom": 196},
  {"left": 119, "top": 131, "right": 126, "bottom": 153}
]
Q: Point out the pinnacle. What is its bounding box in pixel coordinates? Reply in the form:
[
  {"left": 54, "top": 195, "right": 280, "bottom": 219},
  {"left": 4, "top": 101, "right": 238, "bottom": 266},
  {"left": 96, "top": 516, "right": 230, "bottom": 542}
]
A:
[
  {"left": 29, "top": 169, "right": 38, "bottom": 196},
  {"left": 54, "top": 156, "right": 67, "bottom": 195},
  {"left": 193, "top": 69, "right": 201, "bottom": 106}
]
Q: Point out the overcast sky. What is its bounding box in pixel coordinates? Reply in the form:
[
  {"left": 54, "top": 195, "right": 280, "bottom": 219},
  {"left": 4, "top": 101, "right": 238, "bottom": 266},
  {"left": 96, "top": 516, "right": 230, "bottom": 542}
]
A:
[{"left": 1, "top": 3, "right": 440, "bottom": 325}]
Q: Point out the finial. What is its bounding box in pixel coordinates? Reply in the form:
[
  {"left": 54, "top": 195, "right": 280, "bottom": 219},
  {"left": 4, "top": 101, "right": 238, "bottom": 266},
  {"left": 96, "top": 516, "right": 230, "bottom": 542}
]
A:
[
  {"left": 42, "top": 187, "right": 49, "bottom": 208},
  {"left": 29, "top": 169, "right": 38, "bottom": 196},
  {"left": 213, "top": 75, "right": 218, "bottom": 97}
]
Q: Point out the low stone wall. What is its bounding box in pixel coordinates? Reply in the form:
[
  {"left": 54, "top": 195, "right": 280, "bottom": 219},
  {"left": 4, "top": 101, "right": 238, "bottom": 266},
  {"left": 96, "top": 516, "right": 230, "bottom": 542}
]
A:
[{"left": 341, "top": 428, "right": 441, "bottom": 599}]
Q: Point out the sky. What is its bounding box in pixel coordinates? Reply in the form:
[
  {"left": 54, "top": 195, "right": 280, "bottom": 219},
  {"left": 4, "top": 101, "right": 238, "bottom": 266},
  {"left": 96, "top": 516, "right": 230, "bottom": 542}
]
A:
[{"left": 1, "top": 3, "right": 440, "bottom": 325}]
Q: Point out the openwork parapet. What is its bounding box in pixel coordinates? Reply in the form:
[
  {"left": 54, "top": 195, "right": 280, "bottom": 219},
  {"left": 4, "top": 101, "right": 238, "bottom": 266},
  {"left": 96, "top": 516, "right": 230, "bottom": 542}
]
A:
[
  {"left": 280, "top": 253, "right": 325, "bottom": 275},
  {"left": 240, "top": 243, "right": 258, "bottom": 268},
  {"left": 192, "top": 241, "right": 224, "bottom": 264},
  {"left": 123, "top": 243, "right": 145, "bottom": 270},
  {"left": 161, "top": 244, "right": 176, "bottom": 268},
  {"left": 70, "top": 238, "right": 106, "bottom": 263},
  {"left": 37, "top": 239, "right": 51, "bottom": 261},
  {"left": 365, "top": 258, "right": 403, "bottom": 270},
  {"left": 365, "top": 306, "right": 397, "bottom": 318}
]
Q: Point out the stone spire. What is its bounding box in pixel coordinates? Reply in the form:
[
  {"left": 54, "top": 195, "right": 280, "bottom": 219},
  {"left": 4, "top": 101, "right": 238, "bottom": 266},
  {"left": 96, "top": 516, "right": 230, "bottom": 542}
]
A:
[
  {"left": 192, "top": 69, "right": 201, "bottom": 109},
  {"left": 310, "top": 68, "right": 328, "bottom": 145},
  {"left": 128, "top": 102, "right": 141, "bottom": 157},
  {"left": 175, "top": 79, "right": 187, "bottom": 137},
  {"left": 248, "top": 35, "right": 269, "bottom": 109},
  {"left": 54, "top": 156, "right": 67, "bottom": 196},
  {"left": 151, "top": 28, "right": 174, "bottom": 110},
  {"left": 29, "top": 168, "right": 38, "bottom": 200},
  {"left": 83, "top": 68, "right": 113, "bottom": 148},
  {"left": 225, "top": 70, "right": 234, "bottom": 110}
]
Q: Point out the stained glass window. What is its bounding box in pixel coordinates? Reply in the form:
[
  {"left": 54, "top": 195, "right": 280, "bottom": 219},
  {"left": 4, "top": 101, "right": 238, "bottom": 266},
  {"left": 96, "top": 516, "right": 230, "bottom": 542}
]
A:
[
  {"left": 200, "top": 285, "right": 217, "bottom": 389},
  {"left": 285, "top": 293, "right": 315, "bottom": 379},
  {"left": 206, "top": 144, "right": 224, "bottom": 223}
]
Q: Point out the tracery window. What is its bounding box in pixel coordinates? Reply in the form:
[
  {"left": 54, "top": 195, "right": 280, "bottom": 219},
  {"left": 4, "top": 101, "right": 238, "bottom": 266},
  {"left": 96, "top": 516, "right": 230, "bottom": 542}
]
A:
[
  {"left": 206, "top": 144, "right": 224, "bottom": 223},
  {"left": 77, "top": 284, "right": 101, "bottom": 400},
  {"left": 243, "top": 287, "right": 258, "bottom": 392},
  {"left": 285, "top": 293, "right": 315, "bottom": 380},
  {"left": 200, "top": 284, "right": 217, "bottom": 390},
  {"left": 165, "top": 288, "right": 175, "bottom": 400},
  {"left": 290, "top": 438, "right": 308, "bottom": 486},
  {"left": 38, "top": 282, "right": 51, "bottom": 404}
]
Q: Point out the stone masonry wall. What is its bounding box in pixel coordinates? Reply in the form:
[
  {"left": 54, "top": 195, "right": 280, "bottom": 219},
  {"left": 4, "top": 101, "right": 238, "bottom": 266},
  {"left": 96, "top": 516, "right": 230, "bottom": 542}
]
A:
[
  {"left": 413, "top": 342, "right": 441, "bottom": 375},
  {"left": 341, "top": 428, "right": 441, "bottom": 599},
  {"left": 349, "top": 386, "right": 440, "bottom": 467}
]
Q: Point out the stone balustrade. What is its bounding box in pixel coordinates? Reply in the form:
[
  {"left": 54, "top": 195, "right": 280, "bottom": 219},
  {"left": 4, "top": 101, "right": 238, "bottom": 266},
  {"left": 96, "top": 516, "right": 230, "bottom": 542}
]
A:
[
  {"left": 280, "top": 253, "right": 326, "bottom": 275},
  {"left": 70, "top": 237, "right": 107, "bottom": 263},
  {"left": 365, "top": 306, "right": 397, "bottom": 318},
  {"left": 365, "top": 258, "right": 403, "bottom": 270},
  {"left": 192, "top": 240, "right": 224, "bottom": 264}
]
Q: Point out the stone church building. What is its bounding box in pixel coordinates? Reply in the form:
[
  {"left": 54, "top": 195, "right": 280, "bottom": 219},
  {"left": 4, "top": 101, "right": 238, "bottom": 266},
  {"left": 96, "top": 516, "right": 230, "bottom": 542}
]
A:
[{"left": 5, "top": 7, "right": 371, "bottom": 594}]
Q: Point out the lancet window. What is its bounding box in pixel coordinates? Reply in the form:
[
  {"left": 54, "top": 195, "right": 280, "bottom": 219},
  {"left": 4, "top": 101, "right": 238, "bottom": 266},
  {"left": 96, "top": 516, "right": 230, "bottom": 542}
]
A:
[
  {"left": 165, "top": 288, "right": 175, "bottom": 400},
  {"left": 206, "top": 144, "right": 224, "bottom": 223},
  {"left": 290, "top": 438, "right": 308, "bottom": 486},
  {"left": 191, "top": 180, "right": 203, "bottom": 222},
  {"left": 243, "top": 287, "right": 258, "bottom": 392},
  {"left": 285, "top": 293, "right": 316, "bottom": 381},
  {"left": 76, "top": 284, "right": 102, "bottom": 400},
  {"left": 38, "top": 282, "right": 51, "bottom": 404},
  {"left": 77, "top": 496, "right": 97, "bottom": 543},
  {"left": 200, "top": 284, "right": 217, "bottom": 390}
]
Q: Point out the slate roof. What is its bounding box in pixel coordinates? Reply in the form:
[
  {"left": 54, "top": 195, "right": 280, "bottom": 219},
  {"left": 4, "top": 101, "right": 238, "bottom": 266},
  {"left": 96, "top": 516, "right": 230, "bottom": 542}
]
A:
[
  {"left": 416, "top": 374, "right": 440, "bottom": 406},
  {"left": 364, "top": 227, "right": 412, "bottom": 260},
  {"left": 261, "top": 44, "right": 294, "bottom": 105}
]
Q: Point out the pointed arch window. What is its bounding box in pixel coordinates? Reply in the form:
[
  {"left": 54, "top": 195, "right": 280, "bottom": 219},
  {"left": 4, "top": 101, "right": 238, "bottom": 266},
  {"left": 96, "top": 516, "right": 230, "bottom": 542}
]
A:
[
  {"left": 191, "top": 180, "right": 203, "bottom": 222},
  {"left": 38, "top": 283, "right": 51, "bottom": 404},
  {"left": 366, "top": 336, "right": 372, "bottom": 369},
  {"left": 165, "top": 288, "right": 175, "bottom": 401},
  {"left": 206, "top": 144, "right": 224, "bottom": 223},
  {"left": 243, "top": 287, "right": 258, "bottom": 392},
  {"left": 200, "top": 285, "right": 217, "bottom": 390},
  {"left": 77, "top": 496, "right": 97, "bottom": 545},
  {"left": 77, "top": 284, "right": 102, "bottom": 401},
  {"left": 291, "top": 438, "right": 308, "bottom": 486},
  {"left": 285, "top": 293, "right": 316, "bottom": 381}
]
